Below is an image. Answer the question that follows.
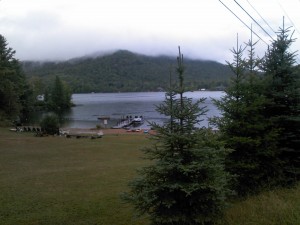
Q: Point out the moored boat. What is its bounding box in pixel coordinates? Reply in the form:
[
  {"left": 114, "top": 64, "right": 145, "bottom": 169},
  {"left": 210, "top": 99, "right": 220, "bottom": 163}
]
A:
[
  {"left": 112, "top": 115, "right": 144, "bottom": 129},
  {"left": 131, "top": 116, "right": 144, "bottom": 126}
]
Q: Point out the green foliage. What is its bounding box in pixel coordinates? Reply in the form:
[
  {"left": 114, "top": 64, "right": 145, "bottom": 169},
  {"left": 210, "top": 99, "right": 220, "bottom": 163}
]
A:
[
  {"left": 40, "top": 114, "right": 60, "bottom": 135},
  {"left": 47, "top": 76, "right": 72, "bottom": 112},
  {"left": 261, "top": 24, "right": 300, "bottom": 184},
  {"left": 213, "top": 23, "right": 300, "bottom": 197},
  {"left": 123, "top": 48, "right": 231, "bottom": 225},
  {"left": 28, "top": 76, "right": 46, "bottom": 99},
  {"left": 0, "top": 34, "right": 33, "bottom": 123},
  {"left": 211, "top": 35, "right": 282, "bottom": 196},
  {"left": 22, "top": 50, "right": 232, "bottom": 93}
]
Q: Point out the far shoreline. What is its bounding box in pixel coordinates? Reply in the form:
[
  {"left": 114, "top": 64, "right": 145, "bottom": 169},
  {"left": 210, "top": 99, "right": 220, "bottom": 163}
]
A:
[{"left": 63, "top": 127, "right": 156, "bottom": 135}]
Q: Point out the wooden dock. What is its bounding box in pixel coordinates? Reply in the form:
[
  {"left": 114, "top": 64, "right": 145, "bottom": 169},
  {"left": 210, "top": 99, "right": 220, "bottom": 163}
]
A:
[{"left": 64, "top": 130, "right": 103, "bottom": 139}]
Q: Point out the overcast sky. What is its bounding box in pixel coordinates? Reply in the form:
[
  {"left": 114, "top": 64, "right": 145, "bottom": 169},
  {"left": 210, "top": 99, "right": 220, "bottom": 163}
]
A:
[{"left": 1, "top": 0, "right": 300, "bottom": 63}]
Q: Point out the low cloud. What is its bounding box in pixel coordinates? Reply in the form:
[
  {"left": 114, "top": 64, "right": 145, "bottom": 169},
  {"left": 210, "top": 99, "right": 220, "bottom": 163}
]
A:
[{"left": 0, "top": 0, "right": 299, "bottom": 64}]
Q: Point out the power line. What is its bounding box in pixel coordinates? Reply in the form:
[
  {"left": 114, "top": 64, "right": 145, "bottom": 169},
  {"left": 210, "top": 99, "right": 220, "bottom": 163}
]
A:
[
  {"left": 218, "top": 0, "right": 268, "bottom": 45},
  {"left": 234, "top": 0, "right": 275, "bottom": 41},
  {"left": 277, "top": 8, "right": 300, "bottom": 65},
  {"left": 276, "top": 0, "right": 300, "bottom": 35},
  {"left": 245, "top": 0, "right": 276, "bottom": 34}
]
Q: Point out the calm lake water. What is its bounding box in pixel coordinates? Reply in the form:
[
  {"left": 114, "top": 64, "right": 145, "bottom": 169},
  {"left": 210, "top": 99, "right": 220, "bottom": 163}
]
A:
[{"left": 62, "top": 91, "right": 224, "bottom": 129}]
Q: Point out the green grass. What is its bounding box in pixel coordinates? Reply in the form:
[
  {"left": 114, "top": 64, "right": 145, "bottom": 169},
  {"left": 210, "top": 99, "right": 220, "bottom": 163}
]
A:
[
  {"left": 0, "top": 128, "right": 299, "bottom": 225},
  {"left": 0, "top": 128, "right": 149, "bottom": 225},
  {"left": 225, "top": 185, "right": 300, "bottom": 225}
]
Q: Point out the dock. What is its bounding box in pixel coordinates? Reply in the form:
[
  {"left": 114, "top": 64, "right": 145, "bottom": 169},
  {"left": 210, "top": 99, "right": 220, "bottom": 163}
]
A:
[
  {"left": 112, "top": 116, "right": 144, "bottom": 129},
  {"left": 63, "top": 130, "right": 103, "bottom": 139},
  {"left": 112, "top": 119, "right": 132, "bottom": 129}
]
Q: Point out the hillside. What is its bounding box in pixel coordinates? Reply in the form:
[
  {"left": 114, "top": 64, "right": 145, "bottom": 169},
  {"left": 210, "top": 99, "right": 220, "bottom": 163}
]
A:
[{"left": 22, "top": 50, "right": 233, "bottom": 93}]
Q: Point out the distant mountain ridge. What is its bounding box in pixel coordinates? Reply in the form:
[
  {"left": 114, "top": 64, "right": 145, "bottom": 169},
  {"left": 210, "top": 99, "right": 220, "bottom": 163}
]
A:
[{"left": 22, "top": 50, "right": 233, "bottom": 93}]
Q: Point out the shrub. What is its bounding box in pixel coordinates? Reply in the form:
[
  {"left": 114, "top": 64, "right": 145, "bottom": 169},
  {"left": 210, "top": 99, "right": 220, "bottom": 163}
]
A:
[{"left": 40, "top": 114, "right": 60, "bottom": 135}]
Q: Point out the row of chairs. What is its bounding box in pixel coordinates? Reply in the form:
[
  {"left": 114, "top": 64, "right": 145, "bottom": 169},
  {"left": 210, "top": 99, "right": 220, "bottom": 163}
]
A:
[{"left": 16, "top": 126, "right": 44, "bottom": 132}]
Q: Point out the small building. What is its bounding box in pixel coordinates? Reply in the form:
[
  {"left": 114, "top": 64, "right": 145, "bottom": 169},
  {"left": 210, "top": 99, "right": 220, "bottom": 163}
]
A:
[
  {"left": 36, "top": 95, "right": 45, "bottom": 101},
  {"left": 98, "top": 116, "right": 110, "bottom": 128}
]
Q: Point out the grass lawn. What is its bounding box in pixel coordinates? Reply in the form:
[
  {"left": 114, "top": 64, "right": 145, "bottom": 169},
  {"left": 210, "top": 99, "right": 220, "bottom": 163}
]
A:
[
  {"left": 0, "top": 128, "right": 150, "bottom": 225},
  {"left": 226, "top": 185, "right": 300, "bottom": 225},
  {"left": 0, "top": 127, "right": 299, "bottom": 225}
]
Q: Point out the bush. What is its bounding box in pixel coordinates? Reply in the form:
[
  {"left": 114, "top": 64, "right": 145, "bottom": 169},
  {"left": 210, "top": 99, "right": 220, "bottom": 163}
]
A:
[{"left": 40, "top": 114, "right": 60, "bottom": 135}]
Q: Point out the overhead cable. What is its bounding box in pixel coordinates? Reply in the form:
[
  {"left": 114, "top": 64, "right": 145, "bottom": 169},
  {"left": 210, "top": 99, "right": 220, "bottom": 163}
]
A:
[
  {"left": 234, "top": 0, "right": 275, "bottom": 41},
  {"left": 276, "top": 0, "right": 300, "bottom": 35},
  {"left": 218, "top": 0, "right": 268, "bottom": 45},
  {"left": 245, "top": 0, "right": 276, "bottom": 34}
]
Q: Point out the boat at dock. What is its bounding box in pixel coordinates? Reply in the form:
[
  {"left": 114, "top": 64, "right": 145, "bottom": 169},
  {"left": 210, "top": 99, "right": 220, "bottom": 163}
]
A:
[
  {"left": 131, "top": 116, "right": 144, "bottom": 126},
  {"left": 112, "top": 116, "right": 144, "bottom": 129}
]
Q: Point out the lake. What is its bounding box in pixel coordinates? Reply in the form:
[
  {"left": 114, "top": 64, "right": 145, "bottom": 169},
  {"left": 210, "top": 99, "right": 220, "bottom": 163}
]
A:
[
  {"left": 62, "top": 91, "right": 224, "bottom": 129},
  {"left": 59, "top": 91, "right": 224, "bottom": 128}
]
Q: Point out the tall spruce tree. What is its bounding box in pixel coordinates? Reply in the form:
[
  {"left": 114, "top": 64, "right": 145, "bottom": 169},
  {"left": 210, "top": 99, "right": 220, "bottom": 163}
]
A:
[
  {"left": 212, "top": 35, "right": 281, "bottom": 196},
  {"left": 0, "top": 34, "right": 32, "bottom": 124},
  {"left": 123, "top": 48, "right": 231, "bottom": 225},
  {"left": 261, "top": 22, "right": 300, "bottom": 184}
]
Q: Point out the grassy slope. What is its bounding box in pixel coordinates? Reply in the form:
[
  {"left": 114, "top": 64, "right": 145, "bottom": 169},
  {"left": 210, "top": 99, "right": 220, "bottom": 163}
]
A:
[{"left": 0, "top": 128, "right": 299, "bottom": 225}]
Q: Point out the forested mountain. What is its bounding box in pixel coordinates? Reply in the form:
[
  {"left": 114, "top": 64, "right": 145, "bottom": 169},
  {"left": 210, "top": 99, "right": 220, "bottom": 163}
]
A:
[{"left": 22, "top": 50, "right": 233, "bottom": 93}]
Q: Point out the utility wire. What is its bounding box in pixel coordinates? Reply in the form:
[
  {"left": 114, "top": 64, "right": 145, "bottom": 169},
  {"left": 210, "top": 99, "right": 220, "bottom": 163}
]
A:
[
  {"left": 277, "top": 6, "right": 300, "bottom": 64},
  {"left": 234, "top": 0, "right": 275, "bottom": 41},
  {"left": 245, "top": 0, "right": 276, "bottom": 34},
  {"left": 276, "top": 0, "right": 300, "bottom": 35},
  {"left": 218, "top": 0, "right": 268, "bottom": 45}
]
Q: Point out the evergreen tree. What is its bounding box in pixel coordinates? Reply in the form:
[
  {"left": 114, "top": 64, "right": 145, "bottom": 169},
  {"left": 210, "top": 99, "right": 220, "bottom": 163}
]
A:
[
  {"left": 123, "top": 48, "right": 231, "bottom": 225},
  {"left": 0, "top": 34, "right": 32, "bottom": 124},
  {"left": 48, "top": 76, "right": 72, "bottom": 112},
  {"left": 212, "top": 35, "right": 281, "bottom": 196},
  {"left": 261, "top": 23, "right": 300, "bottom": 184}
]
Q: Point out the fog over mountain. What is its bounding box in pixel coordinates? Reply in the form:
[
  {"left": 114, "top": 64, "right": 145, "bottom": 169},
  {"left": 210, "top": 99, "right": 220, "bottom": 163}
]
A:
[
  {"left": 1, "top": 0, "right": 299, "bottom": 64},
  {"left": 22, "top": 50, "right": 233, "bottom": 93}
]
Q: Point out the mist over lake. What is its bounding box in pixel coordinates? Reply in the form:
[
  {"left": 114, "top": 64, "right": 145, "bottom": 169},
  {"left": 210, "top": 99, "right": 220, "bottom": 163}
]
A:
[{"left": 62, "top": 91, "right": 224, "bottom": 129}]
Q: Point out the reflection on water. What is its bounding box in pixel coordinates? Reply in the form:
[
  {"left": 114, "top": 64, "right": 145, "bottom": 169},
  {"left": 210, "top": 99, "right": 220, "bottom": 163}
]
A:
[{"left": 62, "top": 91, "right": 224, "bottom": 129}]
